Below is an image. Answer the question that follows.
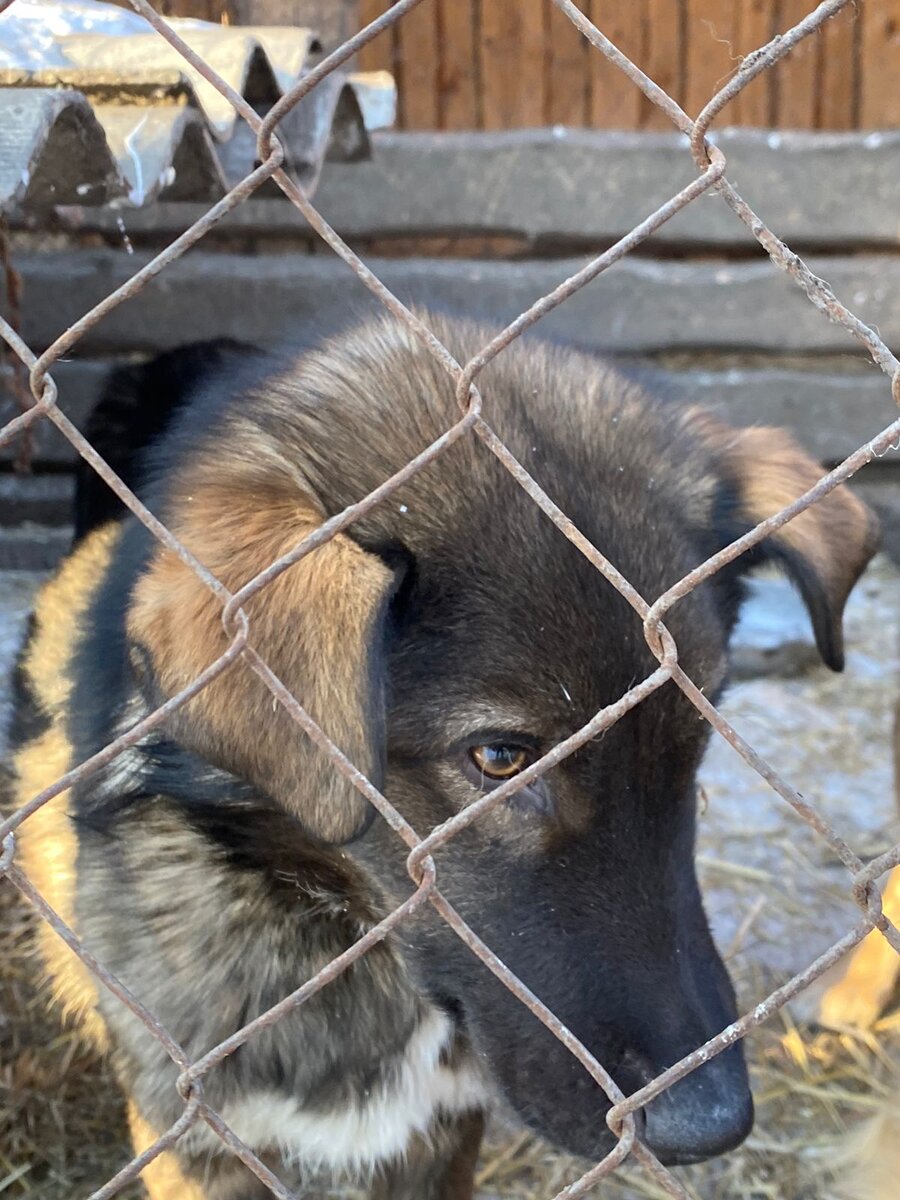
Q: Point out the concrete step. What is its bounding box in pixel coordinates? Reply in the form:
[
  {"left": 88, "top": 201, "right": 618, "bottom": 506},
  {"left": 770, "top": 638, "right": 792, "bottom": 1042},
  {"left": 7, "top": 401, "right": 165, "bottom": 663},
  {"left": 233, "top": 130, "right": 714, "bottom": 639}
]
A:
[
  {"left": 0, "top": 474, "right": 74, "bottom": 525},
  {"left": 0, "top": 524, "right": 71, "bottom": 570}
]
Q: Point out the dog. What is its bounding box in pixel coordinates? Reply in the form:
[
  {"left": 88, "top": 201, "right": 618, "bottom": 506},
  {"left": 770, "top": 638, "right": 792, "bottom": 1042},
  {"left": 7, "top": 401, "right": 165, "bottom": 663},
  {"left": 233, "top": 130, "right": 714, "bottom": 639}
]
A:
[
  {"left": 9, "top": 311, "right": 879, "bottom": 1199},
  {"left": 72, "top": 338, "right": 260, "bottom": 544}
]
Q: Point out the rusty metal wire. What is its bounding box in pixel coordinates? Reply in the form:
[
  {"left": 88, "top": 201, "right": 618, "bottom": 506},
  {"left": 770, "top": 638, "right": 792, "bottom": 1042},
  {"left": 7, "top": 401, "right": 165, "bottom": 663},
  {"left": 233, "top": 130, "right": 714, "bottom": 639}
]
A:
[{"left": 1, "top": 1, "right": 899, "bottom": 1198}]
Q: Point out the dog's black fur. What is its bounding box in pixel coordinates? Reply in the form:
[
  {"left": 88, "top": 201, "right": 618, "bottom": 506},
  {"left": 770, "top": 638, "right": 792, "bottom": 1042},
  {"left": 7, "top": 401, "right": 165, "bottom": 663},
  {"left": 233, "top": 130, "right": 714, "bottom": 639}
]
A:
[
  {"left": 72, "top": 338, "right": 262, "bottom": 543},
  {"left": 11, "top": 313, "right": 879, "bottom": 1199}
]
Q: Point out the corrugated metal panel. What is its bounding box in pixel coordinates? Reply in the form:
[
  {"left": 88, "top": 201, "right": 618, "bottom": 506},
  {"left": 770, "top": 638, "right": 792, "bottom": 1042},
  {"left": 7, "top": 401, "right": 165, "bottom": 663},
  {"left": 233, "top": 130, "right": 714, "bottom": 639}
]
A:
[
  {"left": 0, "top": 87, "right": 124, "bottom": 209},
  {"left": 0, "top": 2, "right": 396, "bottom": 213},
  {"left": 95, "top": 105, "right": 225, "bottom": 206},
  {"left": 219, "top": 71, "right": 371, "bottom": 194},
  {"left": 54, "top": 28, "right": 318, "bottom": 139}
]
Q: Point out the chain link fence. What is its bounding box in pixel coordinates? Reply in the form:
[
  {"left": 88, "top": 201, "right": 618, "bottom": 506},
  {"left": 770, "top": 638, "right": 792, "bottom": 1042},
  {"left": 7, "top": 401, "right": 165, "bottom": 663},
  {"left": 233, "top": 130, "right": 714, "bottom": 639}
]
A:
[{"left": 1, "top": 1, "right": 899, "bottom": 1197}]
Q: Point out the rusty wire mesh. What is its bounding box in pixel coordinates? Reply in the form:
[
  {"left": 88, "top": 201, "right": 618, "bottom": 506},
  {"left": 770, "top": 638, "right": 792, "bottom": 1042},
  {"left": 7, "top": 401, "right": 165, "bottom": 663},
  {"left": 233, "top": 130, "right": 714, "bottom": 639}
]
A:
[{"left": 2, "top": 1, "right": 900, "bottom": 1197}]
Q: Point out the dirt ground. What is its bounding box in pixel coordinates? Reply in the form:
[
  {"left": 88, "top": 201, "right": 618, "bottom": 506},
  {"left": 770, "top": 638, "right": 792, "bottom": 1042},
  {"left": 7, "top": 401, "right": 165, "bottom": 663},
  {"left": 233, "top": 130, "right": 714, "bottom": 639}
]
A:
[{"left": 1, "top": 555, "right": 898, "bottom": 1200}]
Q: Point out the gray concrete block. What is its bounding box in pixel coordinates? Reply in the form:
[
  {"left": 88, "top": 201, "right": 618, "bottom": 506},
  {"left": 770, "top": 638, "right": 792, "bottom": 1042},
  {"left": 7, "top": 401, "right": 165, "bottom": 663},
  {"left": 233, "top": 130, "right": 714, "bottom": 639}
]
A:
[
  {"left": 637, "top": 366, "right": 898, "bottom": 466},
  {"left": 60, "top": 129, "right": 900, "bottom": 248},
  {"left": 0, "top": 524, "right": 70, "bottom": 569},
  {"left": 9, "top": 250, "right": 900, "bottom": 356},
  {"left": 0, "top": 473, "right": 73, "bottom": 524},
  {"left": 0, "top": 360, "right": 108, "bottom": 466},
  {"left": 852, "top": 468, "right": 900, "bottom": 567}
]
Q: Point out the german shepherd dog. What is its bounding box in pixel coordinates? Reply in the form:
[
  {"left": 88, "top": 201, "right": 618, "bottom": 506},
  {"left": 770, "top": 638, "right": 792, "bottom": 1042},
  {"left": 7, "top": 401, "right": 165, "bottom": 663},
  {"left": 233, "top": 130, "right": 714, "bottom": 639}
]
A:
[{"left": 9, "top": 312, "right": 879, "bottom": 1199}]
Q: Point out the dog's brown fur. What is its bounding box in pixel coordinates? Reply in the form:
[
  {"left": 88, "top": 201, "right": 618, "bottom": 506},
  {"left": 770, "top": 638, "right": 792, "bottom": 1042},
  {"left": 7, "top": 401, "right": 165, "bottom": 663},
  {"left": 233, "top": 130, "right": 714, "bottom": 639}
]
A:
[
  {"left": 15, "top": 522, "right": 121, "bottom": 1052},
  {"left": 9, "top": 312, "right": 879, "bottom": 1198},
  {"left": 682, "top": 407, "right": 875, "bottom": 670},
  {"left": 128, "top": 484, "right": 393, "bottom": 843}
]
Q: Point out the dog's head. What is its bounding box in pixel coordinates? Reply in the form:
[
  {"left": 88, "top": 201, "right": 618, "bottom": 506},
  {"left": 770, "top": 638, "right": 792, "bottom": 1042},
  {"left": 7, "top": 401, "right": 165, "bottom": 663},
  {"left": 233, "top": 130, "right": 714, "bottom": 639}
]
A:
[{"left": 128, "top": 313, "right": 878, "bottom": 1164}]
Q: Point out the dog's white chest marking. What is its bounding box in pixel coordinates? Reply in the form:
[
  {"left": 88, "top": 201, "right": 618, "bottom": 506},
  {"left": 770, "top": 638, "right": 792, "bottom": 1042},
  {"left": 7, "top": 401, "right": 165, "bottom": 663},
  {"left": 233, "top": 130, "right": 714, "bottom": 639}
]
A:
[{"left": 188, "top": 1009, "right": 487, "bottom": 1171}]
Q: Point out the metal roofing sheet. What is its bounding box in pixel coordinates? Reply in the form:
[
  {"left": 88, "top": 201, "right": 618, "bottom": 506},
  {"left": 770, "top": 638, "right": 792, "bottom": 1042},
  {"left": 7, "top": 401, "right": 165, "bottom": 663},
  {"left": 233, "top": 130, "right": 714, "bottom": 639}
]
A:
[
  {"left": 0, "top": 86, "right": 124, "bottom": 208},
  {"left": 0, "top": 0, "right": 395, "bottom": 213}
]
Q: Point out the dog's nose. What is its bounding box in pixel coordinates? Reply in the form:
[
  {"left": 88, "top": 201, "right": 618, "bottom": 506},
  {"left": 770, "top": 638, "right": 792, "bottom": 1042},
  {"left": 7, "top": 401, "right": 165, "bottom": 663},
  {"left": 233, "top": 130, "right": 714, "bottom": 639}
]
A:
[{"left": 639, "top": 1045, "right": 754, "bottom": 1165}]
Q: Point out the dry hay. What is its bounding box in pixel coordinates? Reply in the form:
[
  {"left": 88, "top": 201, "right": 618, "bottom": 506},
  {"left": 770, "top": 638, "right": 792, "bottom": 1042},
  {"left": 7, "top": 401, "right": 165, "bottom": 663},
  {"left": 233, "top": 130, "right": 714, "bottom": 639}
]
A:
[
  {"left": 0, "top": 871, "right": 138, "bottom": 1198},
  {"left": 1, "top": 861, "right": 898, "bottom": 1200},
  {"left": 476, "top": 1014, "right": 900, "bottom": 1200}
]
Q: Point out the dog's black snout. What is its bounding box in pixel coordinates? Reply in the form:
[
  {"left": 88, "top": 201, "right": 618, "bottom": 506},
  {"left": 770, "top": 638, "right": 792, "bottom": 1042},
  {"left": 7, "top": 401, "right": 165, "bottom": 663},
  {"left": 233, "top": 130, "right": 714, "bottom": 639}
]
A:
[{"left": 640, "top": 1044, "right": 754, "bottom": 1165}]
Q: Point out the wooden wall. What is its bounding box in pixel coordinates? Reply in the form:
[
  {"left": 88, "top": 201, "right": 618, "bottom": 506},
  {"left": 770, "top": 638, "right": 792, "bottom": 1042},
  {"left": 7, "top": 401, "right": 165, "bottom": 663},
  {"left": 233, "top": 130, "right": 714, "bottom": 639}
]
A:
[
  {"left": 356, "top": 1, "right": 899, "bottom": 131},
  {"left": 162, "top": 1, "right": 899, "bottom": 131}
]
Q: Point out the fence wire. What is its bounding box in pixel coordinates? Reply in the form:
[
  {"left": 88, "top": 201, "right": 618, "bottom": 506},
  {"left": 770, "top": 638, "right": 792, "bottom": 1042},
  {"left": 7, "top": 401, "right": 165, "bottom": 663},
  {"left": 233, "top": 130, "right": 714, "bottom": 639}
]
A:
[{"left": 2, "top": 1, "right": 900, "bottom": 1197}]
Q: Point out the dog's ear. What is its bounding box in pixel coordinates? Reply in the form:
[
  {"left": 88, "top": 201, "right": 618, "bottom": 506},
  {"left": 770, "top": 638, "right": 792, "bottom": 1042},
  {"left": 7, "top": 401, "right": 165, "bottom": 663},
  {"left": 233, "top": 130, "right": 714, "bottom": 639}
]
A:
[
  {"left": 683, "top": 408, "right": 880, "bottom": 671},
  {"left": 127, "top": 474, "right": 395, "bottom": 844}
]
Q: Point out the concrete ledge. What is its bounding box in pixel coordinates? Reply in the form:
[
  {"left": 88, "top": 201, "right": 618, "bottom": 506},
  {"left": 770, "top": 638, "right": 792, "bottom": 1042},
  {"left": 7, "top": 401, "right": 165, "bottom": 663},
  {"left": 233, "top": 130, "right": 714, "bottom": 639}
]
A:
[
  {"left": 51, "top": 129, "right": 900, "bottom": 247},
  {"left": 9, "top": 250, "right": 900, "bottom": 356},
  {"left": 0, "top": 524, "right": 70, "bottom": 570},
  {"left": 1, "top": 361, "right": 106, "bottom": 467},
  {"left": 0, "top": 474, "right": 73, "bottom": 524}
]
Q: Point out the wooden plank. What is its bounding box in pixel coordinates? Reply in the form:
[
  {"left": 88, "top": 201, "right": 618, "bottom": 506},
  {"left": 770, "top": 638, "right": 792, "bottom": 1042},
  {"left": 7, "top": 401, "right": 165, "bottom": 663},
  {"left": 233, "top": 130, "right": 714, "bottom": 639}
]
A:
[
  {"left": 642, "top": 0, "right": 686, "bottom": 130},
  {"left": 547, "top": 1, "right": 589, "bottom": 127},
  {"left": 516, "top": 0, "right": 549, "bottom": 127},
  {"left": 394, "top": 0, "right": 441, "bottom": 129},
  {"left": 478, "top": 0, "right": 515, "bottom": 129},
  {"left": 357, "top": 1, "right": 395, "bottom": 76},
  {"left": 11, "top": 250, "right": 900, "bottom": 355},
  {"left": 64, "top": 129, "right": 900, "bottom": 247},
  {"left": 588, "top": 0, "right": 645, "bottom": 129},
  {"left": 225, "top": 0, "right": 357, "bottom": 44},
  {"left": 479, "top": 0, "right": 546, "bottom": 129},
  {"left": 860, "top": 0, "right": 900, "bottom": 128},
  {"left": 731, "top": 0, "right": 776, "bottom": 126},
  {"left": 167, "top": 1, "right": 220, "bottom": 18},
  {"left": 684, "top": 0, "right": 739, "bottom": 120},
  {"left": 437, "top": 0, "right": 480, "bottom": 129},
  {"left": 815, "top": 2, "right": 859, "bottom": 130},
  {"left": 773, "top": 0, "right": 820, "bottom": 129}
]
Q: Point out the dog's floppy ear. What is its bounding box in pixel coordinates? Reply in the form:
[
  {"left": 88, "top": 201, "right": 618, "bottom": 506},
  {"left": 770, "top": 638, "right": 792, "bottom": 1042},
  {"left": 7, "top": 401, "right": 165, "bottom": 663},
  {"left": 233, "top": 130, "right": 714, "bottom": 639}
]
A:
[
  {"left": 684, "top": 408, "right": 880, "bottom": 672},
  {"left": 128, "top": 473, "right": 395, "bottom": 844}
]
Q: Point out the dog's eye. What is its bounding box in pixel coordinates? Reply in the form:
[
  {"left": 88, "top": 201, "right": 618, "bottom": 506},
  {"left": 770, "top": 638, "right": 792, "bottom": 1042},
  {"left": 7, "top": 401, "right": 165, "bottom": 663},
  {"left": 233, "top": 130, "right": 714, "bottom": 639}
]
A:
[{"left": 469, "top": 744, "right": 533, "bottom": 780}]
